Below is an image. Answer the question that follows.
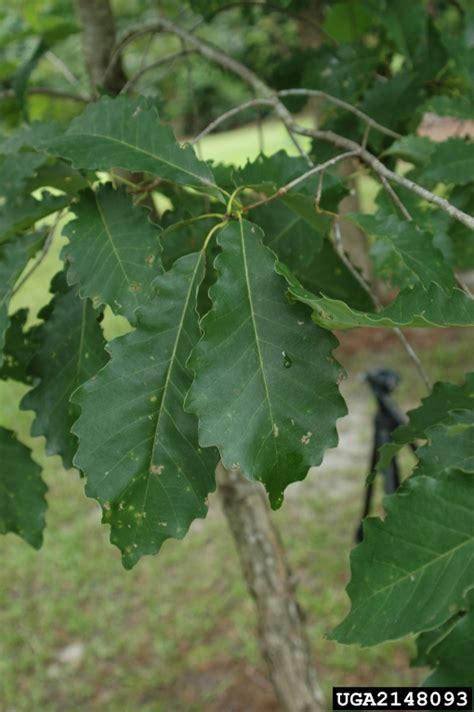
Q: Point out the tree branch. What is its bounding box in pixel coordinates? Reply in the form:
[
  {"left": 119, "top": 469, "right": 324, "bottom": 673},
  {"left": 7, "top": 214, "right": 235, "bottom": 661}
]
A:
[
  {"left": 192, "top": 98, "right": 275, "bottom": 143},
  {"left": 291, "top": 123, "right": 474, "bottom": 231},
  {"left": 243, "top": 150, "right": 359, "bottom": 212},
  {"left": 278, "top": 89, "right": 402, "bottom": 140}
]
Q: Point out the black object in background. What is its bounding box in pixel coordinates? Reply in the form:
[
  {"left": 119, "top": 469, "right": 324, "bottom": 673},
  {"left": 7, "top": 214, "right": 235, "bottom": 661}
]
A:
[{"left": 356, "top": 368, "right": 416, "bottom": 543}]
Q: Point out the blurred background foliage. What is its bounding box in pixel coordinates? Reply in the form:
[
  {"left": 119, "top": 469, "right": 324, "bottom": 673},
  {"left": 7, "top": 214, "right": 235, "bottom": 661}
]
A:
[{"left": 2, "top": 0, "right": 474, "bottom": 134}]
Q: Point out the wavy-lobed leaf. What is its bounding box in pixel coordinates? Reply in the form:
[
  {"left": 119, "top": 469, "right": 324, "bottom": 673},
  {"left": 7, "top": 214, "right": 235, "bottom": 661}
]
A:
[
  {"left": 377, "top": 373, "right": 474, "bottom": 474},
  {"left": 0, "top": 193, "right": 68, "bottom": 245},
  {"left": 42, "top": 96, "right": 215, "bottom": 189},
  {"left": 0, "top": 121, "right": 61, "bottom": 154},
  {"left": 420, "top": 138, "right": 474, "bottom": 186},
  {"left": 0, "top": 152, "right": 45, "bottom": 200},
  {"left": 186, "top": 219, "right": 346, "bottom": 508},
  {"left": 63, "top": 185, "right": 163, "bottom": 323},
  {"left": 348, "top": 212, "right": 455, "bottom": 292},
  {"left": 0, "top": 427, "right": 47, "bottom": 548},
  {"left": 258, "top": 203, "right": 373, "bottom": 310},
  {"left": 72, "top": 252, "right": 217, "bottom": 568},
  {"left": 414, "top": 410, "right": 474, "bottom": 478},
  {"left": 21, "top": 274, "right": 108, "bottom": 469},
  {"left": 278, "top": 261, "right": 474, "bottom": 329},
  {"left": 332, "top": 472, "right": 474, "bottom": 646},
  {"left": 0, "top": 309, "right": 38, "bottom": 384},
  {"left": 0, "top": 231, "right": 44, "bottom": 366},
  {"left": 385, "top": 135, "right": 435, "bottom": 165},
  {"left": 416, "top": 592, "right": 474, "bottom": 687}
]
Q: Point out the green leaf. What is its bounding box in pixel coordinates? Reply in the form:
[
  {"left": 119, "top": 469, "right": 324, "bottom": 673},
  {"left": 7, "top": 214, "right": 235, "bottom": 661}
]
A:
[
  {"left": 361, "top": 72, "right": 421, "bottom": 134},
  {"left": 161, "top": 214, "right": 216, "bottom": 270},
  {"left": 21, "top": 274, "right": 108, "bottom": 469},
  {"left": 0, "top": 427, "right": 47, "bottom": 548},
  {"left": 377, "top": 374, "right": 474, "bottom": 474},
  {"left": 381, "top": 0, "right": 427, "bottom": 63},
  {"left": 0, "top": 152, "right": 45, "bottom": 200},
  {"left": 331, "top": 472, "right": 474, "bottom": 646},
  {"left": 253, "top": 203, "right": 373, "bottom": 309},
  {"left": 421, "top": 139, "right": 474, "bottom": 186},
  {"left": 414, "top": 410, "right": 474, "bottom": 478},
  {"left": 278, "top": 262, "right": 474, "bottom": 329},
  {"left": 0, "top": 309, "right": 38, "bottom": 384},
  {"left": 24, "top": 161, "right": 88, "bottom": 196},
  {"left": 186, "top": 219, "right": 346, "bottom": 508},
  {"left": 63, "top": 185, "right": 163, "bottom": 324},
  {"left": 0, "top": 231, "right": 44, "bottom": 366},
  {"left": 234, "top": 150, "right": 347, "bottom": 212},
  {"left": 42, "top": 96, "right": 215, "bottom": 189},
  {"left": 417, "top": 593, "right": 474, "bottom": 687},
  {"left": 385, "top": 136, "right": 436, "bottom": 165},
  {"left": 422, "top": 95, "right": 474, "bottom": 120},
  {"left": 0, "top": 193, "right": 68, "bottom": 245},
  {"left": 235, "top": 151, "right": 313, "bottom": 193},
  {"left": 323, "top": 1, "right": 373, "bottom": 43},
  {"left": 348, "top": 213, "right": 456, "bottom": 292},
  {"left": 0, "top": 121, "right": 61, "bottom": 154},
  {"left": 72, "top": 252, "right": 217, "bottom": 569}
]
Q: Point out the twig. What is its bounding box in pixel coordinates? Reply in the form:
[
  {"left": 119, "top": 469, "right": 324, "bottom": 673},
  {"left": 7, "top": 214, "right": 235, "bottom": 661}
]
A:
[
  {"left": 45, "top": 51, "right": 84, "bottom": 90},
  {"left": 290, "top": 123, "right": 474, "bottom": 231},
  {"left": 243, "top": 150, "right": 359, "bottom": 212},
  {"left": 119, "top": 49, "right": 197, "bottom": 94},
  {"left": 333, "top": 222, "right": 432, "bottom": 391},
  {"left": 378, "top": 175, "right": 412, "bottom": 221},
  {"left": 192, "top": 98, "right": 275, "bottom": 143},
  {"left": 278, "top": 89, "right": 402, "bottom": 140}
]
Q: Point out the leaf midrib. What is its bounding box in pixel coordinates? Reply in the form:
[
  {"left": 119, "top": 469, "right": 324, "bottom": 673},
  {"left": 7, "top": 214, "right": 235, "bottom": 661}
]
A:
[
  {"left": 59, "top": 130, "right": 214, "bottom": 186},
  {"left": 348, "top": 521, "right": 473, "bottom": 616},
  {"left": 94, "top": 192, "right": 131, "bottom": 288},
  {"left": 135, "top": 253, "right": 203, "bottom": 530},
  {"left": 239, "top": 218, "right": 277, "bottom": 462}
]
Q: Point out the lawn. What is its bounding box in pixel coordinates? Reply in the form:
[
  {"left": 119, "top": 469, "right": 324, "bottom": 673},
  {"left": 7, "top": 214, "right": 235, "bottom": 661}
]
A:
[{"left": 1, "top": 122, "right": 472, "bottom": 711}]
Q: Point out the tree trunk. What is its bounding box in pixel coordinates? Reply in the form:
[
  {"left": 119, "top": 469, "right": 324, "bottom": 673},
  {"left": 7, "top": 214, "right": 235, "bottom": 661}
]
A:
[
  {"left": 74, "top": 0, "right": 127, "bottom": 96},
  {"left": 216, "top": 463, "right": 326, "bottom": 712}
]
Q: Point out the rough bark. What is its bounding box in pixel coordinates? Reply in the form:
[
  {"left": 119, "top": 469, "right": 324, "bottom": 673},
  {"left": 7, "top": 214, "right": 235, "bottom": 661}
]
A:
[
  {"left": 74, "top": 0, "right": 127, "bottom": 96},
  {"left": 216, "top": 463, "right": 326, "bottom": 712}
]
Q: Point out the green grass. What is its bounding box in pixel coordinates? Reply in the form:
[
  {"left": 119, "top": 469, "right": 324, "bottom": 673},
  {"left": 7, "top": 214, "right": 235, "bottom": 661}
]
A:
[
  {"left": 1, "top": 121, "right": 473, "bottom": 710},
  {"left": 197, "top": 115, "right": 313, "bottom": 166}
]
